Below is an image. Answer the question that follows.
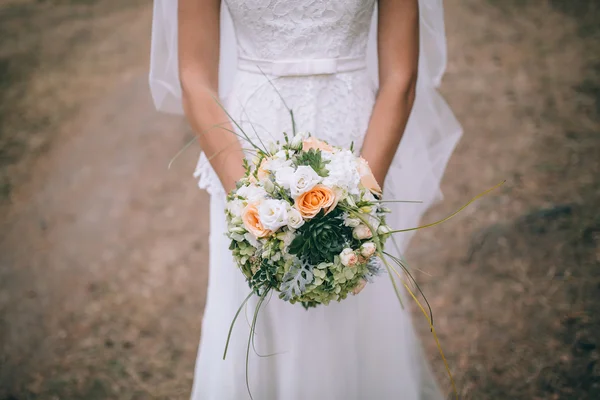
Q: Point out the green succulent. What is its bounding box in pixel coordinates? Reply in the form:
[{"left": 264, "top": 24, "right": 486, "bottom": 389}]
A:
[
  {"left": 288, "top": 208, "right": 352, "bottom": 265},
  {"left": 294, "top": 148, "right": 330, "bottom": 177}
]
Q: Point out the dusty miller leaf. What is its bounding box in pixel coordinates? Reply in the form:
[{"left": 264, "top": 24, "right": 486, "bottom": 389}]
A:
[{"left": 279, "top": 259, "right": 314, "bottom": 301}]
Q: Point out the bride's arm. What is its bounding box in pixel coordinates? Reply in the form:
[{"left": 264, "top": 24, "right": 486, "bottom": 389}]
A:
[
  {"left": 360, "top": 0, "right": 419, "bottom": 187},
  {"left": 179, "top": 0, "right": 245, "bottom": 193}
]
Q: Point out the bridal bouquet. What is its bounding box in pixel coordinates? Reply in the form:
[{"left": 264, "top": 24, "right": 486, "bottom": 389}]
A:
[
  {"left": 226, "top": 131, "right": 390, "bottom": 308},
  {"left": 210, "top": 95, "right": 500, "bottom": 400}
]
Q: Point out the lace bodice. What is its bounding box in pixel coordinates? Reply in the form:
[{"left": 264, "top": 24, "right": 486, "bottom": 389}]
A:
[
  {"left": 226, "top": 0, "right": 376, "bottom": 60},
  {"left": 195, "top": 0, "right": 379, "bottom": 197}
]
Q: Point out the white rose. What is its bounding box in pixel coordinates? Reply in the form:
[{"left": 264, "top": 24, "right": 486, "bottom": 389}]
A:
[
  {"left": 353, "top": 224, "right": 373, "bottom": 240},
  {"left": 257, "top": 199, "right": 288, "bottom": 232},
  {"left": 290, "top": 131, "right": 310, "bottom": 150},
  {"left": 275, "top": 166, "right": 295, "bottom": 189},
  {"left": 343, "top": 215, "right": 361, "bottom": 228},
  {"left": 237, "top": 184, "right": 267, "bottom": 203},
  {"left": 339, "top": 248, "right": 359, "bottom": 267},
  {"left": 360, "top": 242, "right": 377, "bottom": 258},
  {"left": 290, "top": 165, "right": 322, "bottom": 197},
  {"left": 287, "top": 207, "right": 305, "bottom": 229}
]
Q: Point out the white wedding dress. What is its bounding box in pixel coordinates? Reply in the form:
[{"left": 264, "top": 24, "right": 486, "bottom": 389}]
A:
[{"left": 149, "top": 1, "right": 462, "bottom": 399}]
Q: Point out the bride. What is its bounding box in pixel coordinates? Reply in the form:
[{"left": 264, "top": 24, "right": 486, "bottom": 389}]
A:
[{"left": 150, "top": 1, "right": 462, "bottom": 399}]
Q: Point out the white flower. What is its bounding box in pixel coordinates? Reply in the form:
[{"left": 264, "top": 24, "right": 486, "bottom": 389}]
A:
[
  {"left": 353, "top": 224, "right": 373, "bottom": 240},
  {"left": 237, "top": 184, "right": 267, "bottom": 203},
  {"left": 287, "top": 207, "right": 305, "bottom": 229},
  {"left": 227, "top": 199, "right": 244, "bottom": 217},
  {"left": 257, "top": 199, "right": 289, "bottom": 232},
  {"left": 263, "top": 178, "right": 275, "bottom": 193},
  {"left": 345, "top": 195, "right": 357, "bottom": 208},
  {"left": 274, "top": 166, "right": 295, "bottom": 189},
  {"left": 360, "top": 242, "right": 377, "bottom": 258},
  {"left": 366, "top": 213, "right": 381, "bottom": 231},
  {"left": 377, "top": 225, "right": 391, "bottom": 235},
  {"left": 267, "top": 141, "right": 279, "bottom": 154},
  {"left": 289, "top": 165, "right": 322, "bottom": 197},
  {"left": 290, "top": 131, "right": 310, "bottom": 150},
  {"left": 340, "top": 248, "right": 359, "bottom": 267},
  {"left": 343, "top": 214, "right": 361, "bottom": 228},
  {"left": 322, "top": 149, "right": 361, "bottom": 194},
  {"left": 265, "top": 151, "right": 293, "bottom": 172},
  {"left": 361, "top": 190, "right": 377, "bottom": 203}
]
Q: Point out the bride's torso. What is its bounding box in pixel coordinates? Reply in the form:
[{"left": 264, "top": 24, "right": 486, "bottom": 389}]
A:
[
  {"left": 196, "top": 0, "right": 378, "bottom": 195},
  {"left": 224, "top": 0, "right": 377, "bottom": 148}
]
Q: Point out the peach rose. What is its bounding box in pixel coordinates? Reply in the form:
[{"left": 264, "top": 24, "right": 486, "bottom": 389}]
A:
[
  {"left": 294, "top": 184, "right": 336, "bottom": 219},
  {"left": 242, "top": 203, "right": 271, "bottom": 238},
  {"left": 302, "top": 137, "right": 333, "bottom": 152},
  {"left": 357, "top": 157, "right": 382, "bottom": 195}
]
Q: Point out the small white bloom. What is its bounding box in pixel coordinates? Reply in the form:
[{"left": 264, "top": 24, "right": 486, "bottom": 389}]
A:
[
  {"left": 343, "top": 215, "right": 361, "bottom": 228},
  {"left": 345, "top": 195, "right": 357, "bottom": 208},
  {"left": 287, "top": 207, "right": 305, "bottom": 229},
  {"left": 361, "top": 190, "right": 377, "bottom": 203},
  {"left": 340, "top": 248, "right": 359, "bottom": 267},
  {"left": 244, "top": 232, "right": 260, "bottom": 248},
  {"left": 257, "top": 199, "right": 288, "bottom": 232},
  {"left": 289, "top": 165, "right": 322, "bottom": 197},
  {"left": 275, "top": 166, "right": 295, "bottom": 189},
  {"left": 360, "top": 242, "right": 377, "bottom": 258},
  {"left": 353, "top": 224, "right": 373, "bottom": 240},
  {"left": 263, "top": 178, "right": 275, "bottom": 193},
  {"left": 227, "top": 199, "right": 244, "bottom": 217},
  {"left": 366, "top": 213, "right": 381, "bottom": 231},
  {"left": 268, "top": 141, "right": 279, "bottom": 154},
  {"left": 290, "top": 131, "right": 310, "bottom": 150},
  {"left": 321, "top": 149, "right": 361, "bottom": 194},
  {"left": 265, "top": 150, "right": 292, "bottom": 170},
  {"left": 377, "top": 225, "right": 391, "bottom": 235},
  {"left": 237, "top": 184, "right": 267, "bottom": 203}
]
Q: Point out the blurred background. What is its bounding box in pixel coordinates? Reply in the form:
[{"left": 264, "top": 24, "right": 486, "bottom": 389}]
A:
[{"left": 0, "top": 0, "right": 599, "bottom": 399}]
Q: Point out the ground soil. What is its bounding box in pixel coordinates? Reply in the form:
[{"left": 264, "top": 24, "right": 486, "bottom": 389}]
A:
[{"left": 0, "top": 1, "right": 599, "bottom": 399}]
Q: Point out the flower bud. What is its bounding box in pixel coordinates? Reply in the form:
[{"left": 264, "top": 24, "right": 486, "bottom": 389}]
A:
[
  {"left": 360, "top": 242, "right": 376, "bottom": 258},
  {"left": 339, "top": 248, "right": 359, "bottom": 267},
  {"left": 353, "top": 224, "right": 373, "bottom": 240}
]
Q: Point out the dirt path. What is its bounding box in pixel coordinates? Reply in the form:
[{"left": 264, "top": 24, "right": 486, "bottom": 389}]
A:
[{"left": 1, "top": 1, "right": 599, "bottom": 399}]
